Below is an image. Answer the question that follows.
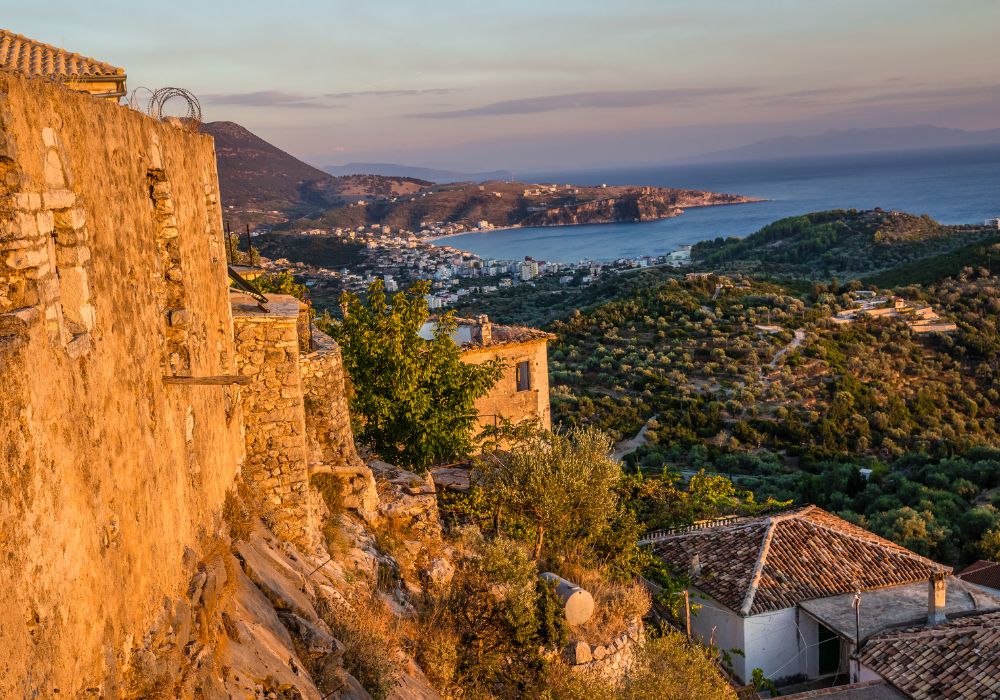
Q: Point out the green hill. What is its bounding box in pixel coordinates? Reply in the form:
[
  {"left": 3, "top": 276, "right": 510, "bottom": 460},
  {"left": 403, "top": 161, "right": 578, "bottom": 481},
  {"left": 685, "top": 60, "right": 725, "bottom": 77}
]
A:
[{"left": 693, "top": 208, "right": 994, "bottom": 277}]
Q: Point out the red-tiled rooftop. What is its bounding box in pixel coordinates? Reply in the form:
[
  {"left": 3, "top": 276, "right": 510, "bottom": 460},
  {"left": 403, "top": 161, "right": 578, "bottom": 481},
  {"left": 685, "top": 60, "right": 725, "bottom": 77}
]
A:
[
  {"left": 0, "top": 28, "right": 124, "bottom": 79},
  {"left": 651, "top": 505, "right": 950, "bottom": 616},
  {"left": 857, "top": 610, "right": 1000, "bottom": 699},
  {"left": 958, "top": 560, "right": 1000, "bottom": 591}
]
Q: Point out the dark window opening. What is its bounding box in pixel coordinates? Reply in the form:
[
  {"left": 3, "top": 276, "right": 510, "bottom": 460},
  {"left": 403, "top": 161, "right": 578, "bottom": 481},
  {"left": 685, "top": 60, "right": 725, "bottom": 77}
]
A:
[{"left": 516, "top": 361, "right": 531, "bottom": 392}]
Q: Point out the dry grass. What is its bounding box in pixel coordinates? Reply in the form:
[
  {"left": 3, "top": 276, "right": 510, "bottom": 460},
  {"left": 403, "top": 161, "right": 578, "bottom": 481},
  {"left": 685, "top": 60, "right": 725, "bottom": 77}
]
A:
[
  {"left": 222, "top": 487, "right": 254, "bottom": 542},
  {"left": 318, "top": 588, "right": 403, "bottom": 700},
  {"left": 540, "top": 632, "right": 736, "bottom": 700},
  {"left": 550, "top": 561, "right": 650, "bottom": 646},
  {"left": 311, "top": 473, "right": 345, "bottom": 517}
]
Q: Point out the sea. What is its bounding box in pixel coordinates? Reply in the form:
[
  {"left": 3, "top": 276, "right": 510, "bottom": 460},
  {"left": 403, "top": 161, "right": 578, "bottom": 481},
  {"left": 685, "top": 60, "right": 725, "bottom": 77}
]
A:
[{"left": 437, "top": 145, "right": 1000, "bottom": 263}]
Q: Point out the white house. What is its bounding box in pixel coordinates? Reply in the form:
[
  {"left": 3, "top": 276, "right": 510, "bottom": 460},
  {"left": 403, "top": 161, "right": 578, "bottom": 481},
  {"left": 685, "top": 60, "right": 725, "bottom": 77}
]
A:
[{"left": 649, "top": 506, "right": 1000, "bottom": 686}]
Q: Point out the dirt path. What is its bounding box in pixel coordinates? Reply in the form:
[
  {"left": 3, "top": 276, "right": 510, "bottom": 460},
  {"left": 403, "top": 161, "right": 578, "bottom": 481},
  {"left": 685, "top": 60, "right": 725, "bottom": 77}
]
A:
[
  {"left": 612, "top": 415, "right": 657, "bottom": 462},
  {"left": 768, "top": 329, "right": 806, "bottom": 369}
]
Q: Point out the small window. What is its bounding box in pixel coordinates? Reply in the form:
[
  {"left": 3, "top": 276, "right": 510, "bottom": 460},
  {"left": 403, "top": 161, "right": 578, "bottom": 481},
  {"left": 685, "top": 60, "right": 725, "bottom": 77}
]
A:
[{"left": 515, "top": 360, "right": 531, "bottom": 392}]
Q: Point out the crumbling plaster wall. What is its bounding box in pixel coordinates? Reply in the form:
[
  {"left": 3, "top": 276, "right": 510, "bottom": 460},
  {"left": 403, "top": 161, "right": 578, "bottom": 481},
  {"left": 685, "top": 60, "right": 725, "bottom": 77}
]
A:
[
  {"left": 0, "top": 69, "right": 243, "bottom": 697},
  {"left": 462, "top": 339, "right": 553, "bottom": 435}
]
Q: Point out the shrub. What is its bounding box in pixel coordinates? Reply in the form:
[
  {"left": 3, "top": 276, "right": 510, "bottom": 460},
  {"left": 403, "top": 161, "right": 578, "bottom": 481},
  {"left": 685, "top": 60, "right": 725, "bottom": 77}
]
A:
[{"left": 320, "top": 589, "right": 402, "bottom": 700}]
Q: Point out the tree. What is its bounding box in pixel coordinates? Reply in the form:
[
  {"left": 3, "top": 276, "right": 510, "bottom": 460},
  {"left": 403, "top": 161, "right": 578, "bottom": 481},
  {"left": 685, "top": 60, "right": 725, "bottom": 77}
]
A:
[
  {"left": 254, "top": 270, "right": 309, "bottom": 302},
  {"left": 332, "top": 280, "right": 504, "bottom": 471},
  {"left": 480, "top": 426, "right": 622, "bottom": 559},
  {"left": 979, "top": 529, "right": 1000, "bottom": 561}
]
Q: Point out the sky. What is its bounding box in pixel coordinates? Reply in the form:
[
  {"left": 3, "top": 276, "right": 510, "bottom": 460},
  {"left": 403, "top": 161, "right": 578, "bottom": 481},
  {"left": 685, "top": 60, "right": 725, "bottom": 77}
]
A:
[{"left": 8, "top": 1, "right": 1000, "bottom": 172}]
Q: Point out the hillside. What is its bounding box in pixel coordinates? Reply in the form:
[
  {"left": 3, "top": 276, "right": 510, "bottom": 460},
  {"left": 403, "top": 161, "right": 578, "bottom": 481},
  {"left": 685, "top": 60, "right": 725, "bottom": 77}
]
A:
[
  {"left": 203, "top": 121, "right": 433, "bottom": 225},
  {"left": 302, "top": 180, "right": 756, "bottom": 232},
  {"left": 202, "top": 121, "right": 337, "bottom": 210},
  {"left": 693, "top": 208, "right": 995, "bottom": 276}
]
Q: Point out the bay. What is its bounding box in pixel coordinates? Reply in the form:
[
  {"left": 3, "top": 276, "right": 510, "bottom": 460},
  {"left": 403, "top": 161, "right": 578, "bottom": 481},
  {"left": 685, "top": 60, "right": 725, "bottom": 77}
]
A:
[{"left": 437, "top": 145, "right": 1000, "bottom": 263}]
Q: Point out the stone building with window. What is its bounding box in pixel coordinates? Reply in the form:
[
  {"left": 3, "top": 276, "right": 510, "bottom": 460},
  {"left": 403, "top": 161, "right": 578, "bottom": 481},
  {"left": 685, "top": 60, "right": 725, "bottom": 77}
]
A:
[{"left": 420, "top": 314, "right": 555, "bottom": 436}]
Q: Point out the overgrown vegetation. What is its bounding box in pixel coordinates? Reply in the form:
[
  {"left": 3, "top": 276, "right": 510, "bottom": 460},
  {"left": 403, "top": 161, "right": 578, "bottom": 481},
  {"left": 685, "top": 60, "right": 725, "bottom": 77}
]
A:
[
  {"left": 693, "top": 208, "right": 995, "bottom": 277},
  {"left": 539, "top": 630, "right": 737, "bottom": 700},
  {"left": 324, "top": 279, "right": 504, "bottom": 470}
]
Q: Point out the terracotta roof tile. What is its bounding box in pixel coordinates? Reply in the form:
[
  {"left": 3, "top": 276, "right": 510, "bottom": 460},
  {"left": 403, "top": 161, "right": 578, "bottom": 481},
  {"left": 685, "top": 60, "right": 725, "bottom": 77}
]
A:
[
  {"left": 0, "top": 28, "right": 124, "bottom": 79},
  {"left": 958, "top": 560, "right": 1000, "bottom": 592},
  {"left": 858, "top": 610, "right": 1000, "bottom": 699},
  {"left": 651, "top": 506, "right": 950, "bottom": 615}
]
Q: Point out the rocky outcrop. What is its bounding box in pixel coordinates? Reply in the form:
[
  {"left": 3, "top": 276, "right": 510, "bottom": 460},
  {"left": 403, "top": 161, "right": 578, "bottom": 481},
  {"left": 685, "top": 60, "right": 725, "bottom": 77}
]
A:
[{"left": 521, "top": 188, "right": 756, "bottom": 227}]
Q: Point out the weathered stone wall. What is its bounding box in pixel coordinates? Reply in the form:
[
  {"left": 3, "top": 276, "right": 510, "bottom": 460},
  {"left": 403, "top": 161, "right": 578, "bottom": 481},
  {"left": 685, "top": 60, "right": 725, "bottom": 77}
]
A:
[
  {"left": 232, "top": 293, "right": 310, "bottom": 545},
  {"left": 568, "top": 619, "right": 644, "bottom": 680},
  {"left": 0, "top": 69, "right": 243, "bottom": 696},
  {"left": 462, "top": 338, "right": 552, "bottom": 436},
  {"left": 296, "top": 325, "right": 378, "bottom": 519},
  {"left": 300, "top": 328, "right": 363, "bottom": 469}
]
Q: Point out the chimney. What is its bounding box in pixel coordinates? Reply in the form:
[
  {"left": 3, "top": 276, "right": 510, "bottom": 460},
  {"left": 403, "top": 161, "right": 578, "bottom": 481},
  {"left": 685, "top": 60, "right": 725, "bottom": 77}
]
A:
[
  {"left": 928, "top": 572, "right": 947, "bottom": 625},
  {"left": 475, "top": 314, "right": 492, "bottom": 346},
  {"left": 691, "top": 554, "right": 702, "bottom": 578}
]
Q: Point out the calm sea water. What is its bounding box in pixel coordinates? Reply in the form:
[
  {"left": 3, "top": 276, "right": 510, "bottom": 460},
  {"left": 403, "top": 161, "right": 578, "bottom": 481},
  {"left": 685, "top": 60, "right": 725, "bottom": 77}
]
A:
[{"left": 439, "top": 146, "right": 1000, "bottom": 263}]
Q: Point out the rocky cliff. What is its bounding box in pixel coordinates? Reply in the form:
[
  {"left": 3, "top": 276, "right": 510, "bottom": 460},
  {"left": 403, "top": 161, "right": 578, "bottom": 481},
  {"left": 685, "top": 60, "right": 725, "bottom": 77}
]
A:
[{"left": 520, "top": 188, "right": 753, "bottom": 227}]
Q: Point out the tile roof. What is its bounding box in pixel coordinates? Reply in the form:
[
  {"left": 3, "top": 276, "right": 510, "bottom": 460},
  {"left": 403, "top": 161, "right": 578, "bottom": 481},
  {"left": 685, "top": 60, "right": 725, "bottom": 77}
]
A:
[
  {"left": 958, "top": 560, "right": 1000, "bottom": 592},
  {"left": 651, "top": 506, "right": 950, "bottom": 616},
  {"left": 0, "top": 28, "right": 124, "bottom": 80},
  {"left": 857, "top": 610, "right": 1000, "bottom": 700}
]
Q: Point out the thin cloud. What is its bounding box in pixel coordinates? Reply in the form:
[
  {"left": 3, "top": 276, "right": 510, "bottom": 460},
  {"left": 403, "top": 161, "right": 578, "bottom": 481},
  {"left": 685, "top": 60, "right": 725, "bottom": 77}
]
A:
[
  {"left": 409, "top": 87, "right": 755, "bottom": 118},
  {"left": 326, "top": 88, "right": 459, "bottom": 99},
  {"left": 201, "top": 90, "right": 342, "bottom": 109}
]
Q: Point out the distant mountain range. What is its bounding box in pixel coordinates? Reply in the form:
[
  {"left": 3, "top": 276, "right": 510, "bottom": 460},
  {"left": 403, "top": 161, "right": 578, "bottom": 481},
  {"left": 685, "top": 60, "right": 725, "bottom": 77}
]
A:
[
  {"left": 694, "top": 126, "right": 1000, "bottom": 163},
  {"left": 323, "top": 162, "right": 513, "bottom": 184}
]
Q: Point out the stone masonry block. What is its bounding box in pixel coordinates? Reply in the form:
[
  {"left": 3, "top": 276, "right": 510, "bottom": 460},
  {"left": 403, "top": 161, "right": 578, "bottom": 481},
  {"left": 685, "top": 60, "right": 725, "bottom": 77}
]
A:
[
  {"left": 13, "top": 211, "right": 38, "bottom": 239},
  {"left": 44, "top": 150, "right": 66, "bottom": 187},
  {"left": 41, "top": 127, "right": 57, "bottom": 148},
  {"left": 5, "top": 245, "right": 47, "bottom": 270},
  {"left": 42, "top": 189, "right": 76, "bottom": 210},
  {"left": 36, "top": 210, "right": 54, "bottom": 236},
  {"left": 54, "top": 207, "right": 86, "bottom": 231}
]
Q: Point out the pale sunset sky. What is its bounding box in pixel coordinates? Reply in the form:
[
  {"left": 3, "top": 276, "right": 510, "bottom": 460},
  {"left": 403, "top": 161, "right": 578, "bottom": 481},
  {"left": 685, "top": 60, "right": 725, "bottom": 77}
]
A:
[{"left": 8, "top": 1, "right": 1000, "bottom": 171}]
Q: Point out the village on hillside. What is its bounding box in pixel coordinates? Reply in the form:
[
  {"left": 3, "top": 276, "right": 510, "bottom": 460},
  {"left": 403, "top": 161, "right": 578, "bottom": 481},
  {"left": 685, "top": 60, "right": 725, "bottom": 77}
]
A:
[{"left": 1, "top": 24, "right": 998, "bottom": 700}]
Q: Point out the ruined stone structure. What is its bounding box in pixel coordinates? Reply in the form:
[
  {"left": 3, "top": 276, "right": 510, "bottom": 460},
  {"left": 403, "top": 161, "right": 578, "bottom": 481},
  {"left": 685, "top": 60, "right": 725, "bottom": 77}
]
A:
[
  {"left": 456, "top": 315, "right": 555, "bottom": 435},
  {"left": 232, "top": 293, "right": 312, "bottom": 544},
  {"left": 0, "top": 66, "right": 378, "bottom": 697},
  {"left": 0, "top": 68, "right": 243, "bottom": 695},
  {"left": 232, "top": 292, "right": 378, "bottom": 541}
]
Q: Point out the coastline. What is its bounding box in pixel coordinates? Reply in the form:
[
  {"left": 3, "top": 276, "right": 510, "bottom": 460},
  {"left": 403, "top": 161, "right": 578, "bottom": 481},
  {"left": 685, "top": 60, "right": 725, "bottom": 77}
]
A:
[{"left": 423, "top": 197, "right": 766, "bottom": 245}]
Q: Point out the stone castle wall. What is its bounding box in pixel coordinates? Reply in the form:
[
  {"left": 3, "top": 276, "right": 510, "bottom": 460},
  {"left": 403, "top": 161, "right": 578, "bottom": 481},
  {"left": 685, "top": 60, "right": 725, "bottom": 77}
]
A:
[
  {"left": 300, "top": 328, "right": 379, "bottom": 518},
  {"left": 0, "top": 69, "right": 244, "bottom": 697},
  {"left": 232, "top": 294, "right": 310, "bottom": 545}
]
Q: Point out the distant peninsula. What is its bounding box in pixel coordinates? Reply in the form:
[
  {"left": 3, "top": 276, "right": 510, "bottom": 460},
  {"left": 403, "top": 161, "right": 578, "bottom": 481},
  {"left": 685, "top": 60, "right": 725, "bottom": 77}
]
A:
[{"left": 299, "top": 180, "right": 760, "bottom": 234}]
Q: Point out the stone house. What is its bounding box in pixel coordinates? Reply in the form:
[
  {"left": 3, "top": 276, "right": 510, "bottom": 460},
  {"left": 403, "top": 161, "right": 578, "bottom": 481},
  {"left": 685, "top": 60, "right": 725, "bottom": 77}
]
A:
[
  {"left": 0, "top": 28, "right": 127, "bottom": 100},
  {"left": 648, "top": 506, "right": 1000, "bottom": 687},
  {"left": 421, "top": 314, "right": 555, "bottom": 438}
]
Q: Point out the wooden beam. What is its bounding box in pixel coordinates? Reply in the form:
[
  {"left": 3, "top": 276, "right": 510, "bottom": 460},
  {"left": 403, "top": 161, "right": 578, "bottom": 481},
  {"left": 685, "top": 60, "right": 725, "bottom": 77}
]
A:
[{"left": 162, "top": 375, "right": 251, "bottom": 386}]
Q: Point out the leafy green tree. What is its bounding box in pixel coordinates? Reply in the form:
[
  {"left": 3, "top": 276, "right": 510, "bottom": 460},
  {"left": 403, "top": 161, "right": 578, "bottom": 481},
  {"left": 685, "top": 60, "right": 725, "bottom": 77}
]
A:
[
  {"left": 253, "top": 270, "right": 309, "bottom": 302},
  {"left": 979, "top": 529, "right": 1000, "bottom": 561},
  {"left": 332, "top": 279, "right": 504, "bottom": 471},
  {"left": 479, "top": 426, "right": 622, "bottom": 559}
]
